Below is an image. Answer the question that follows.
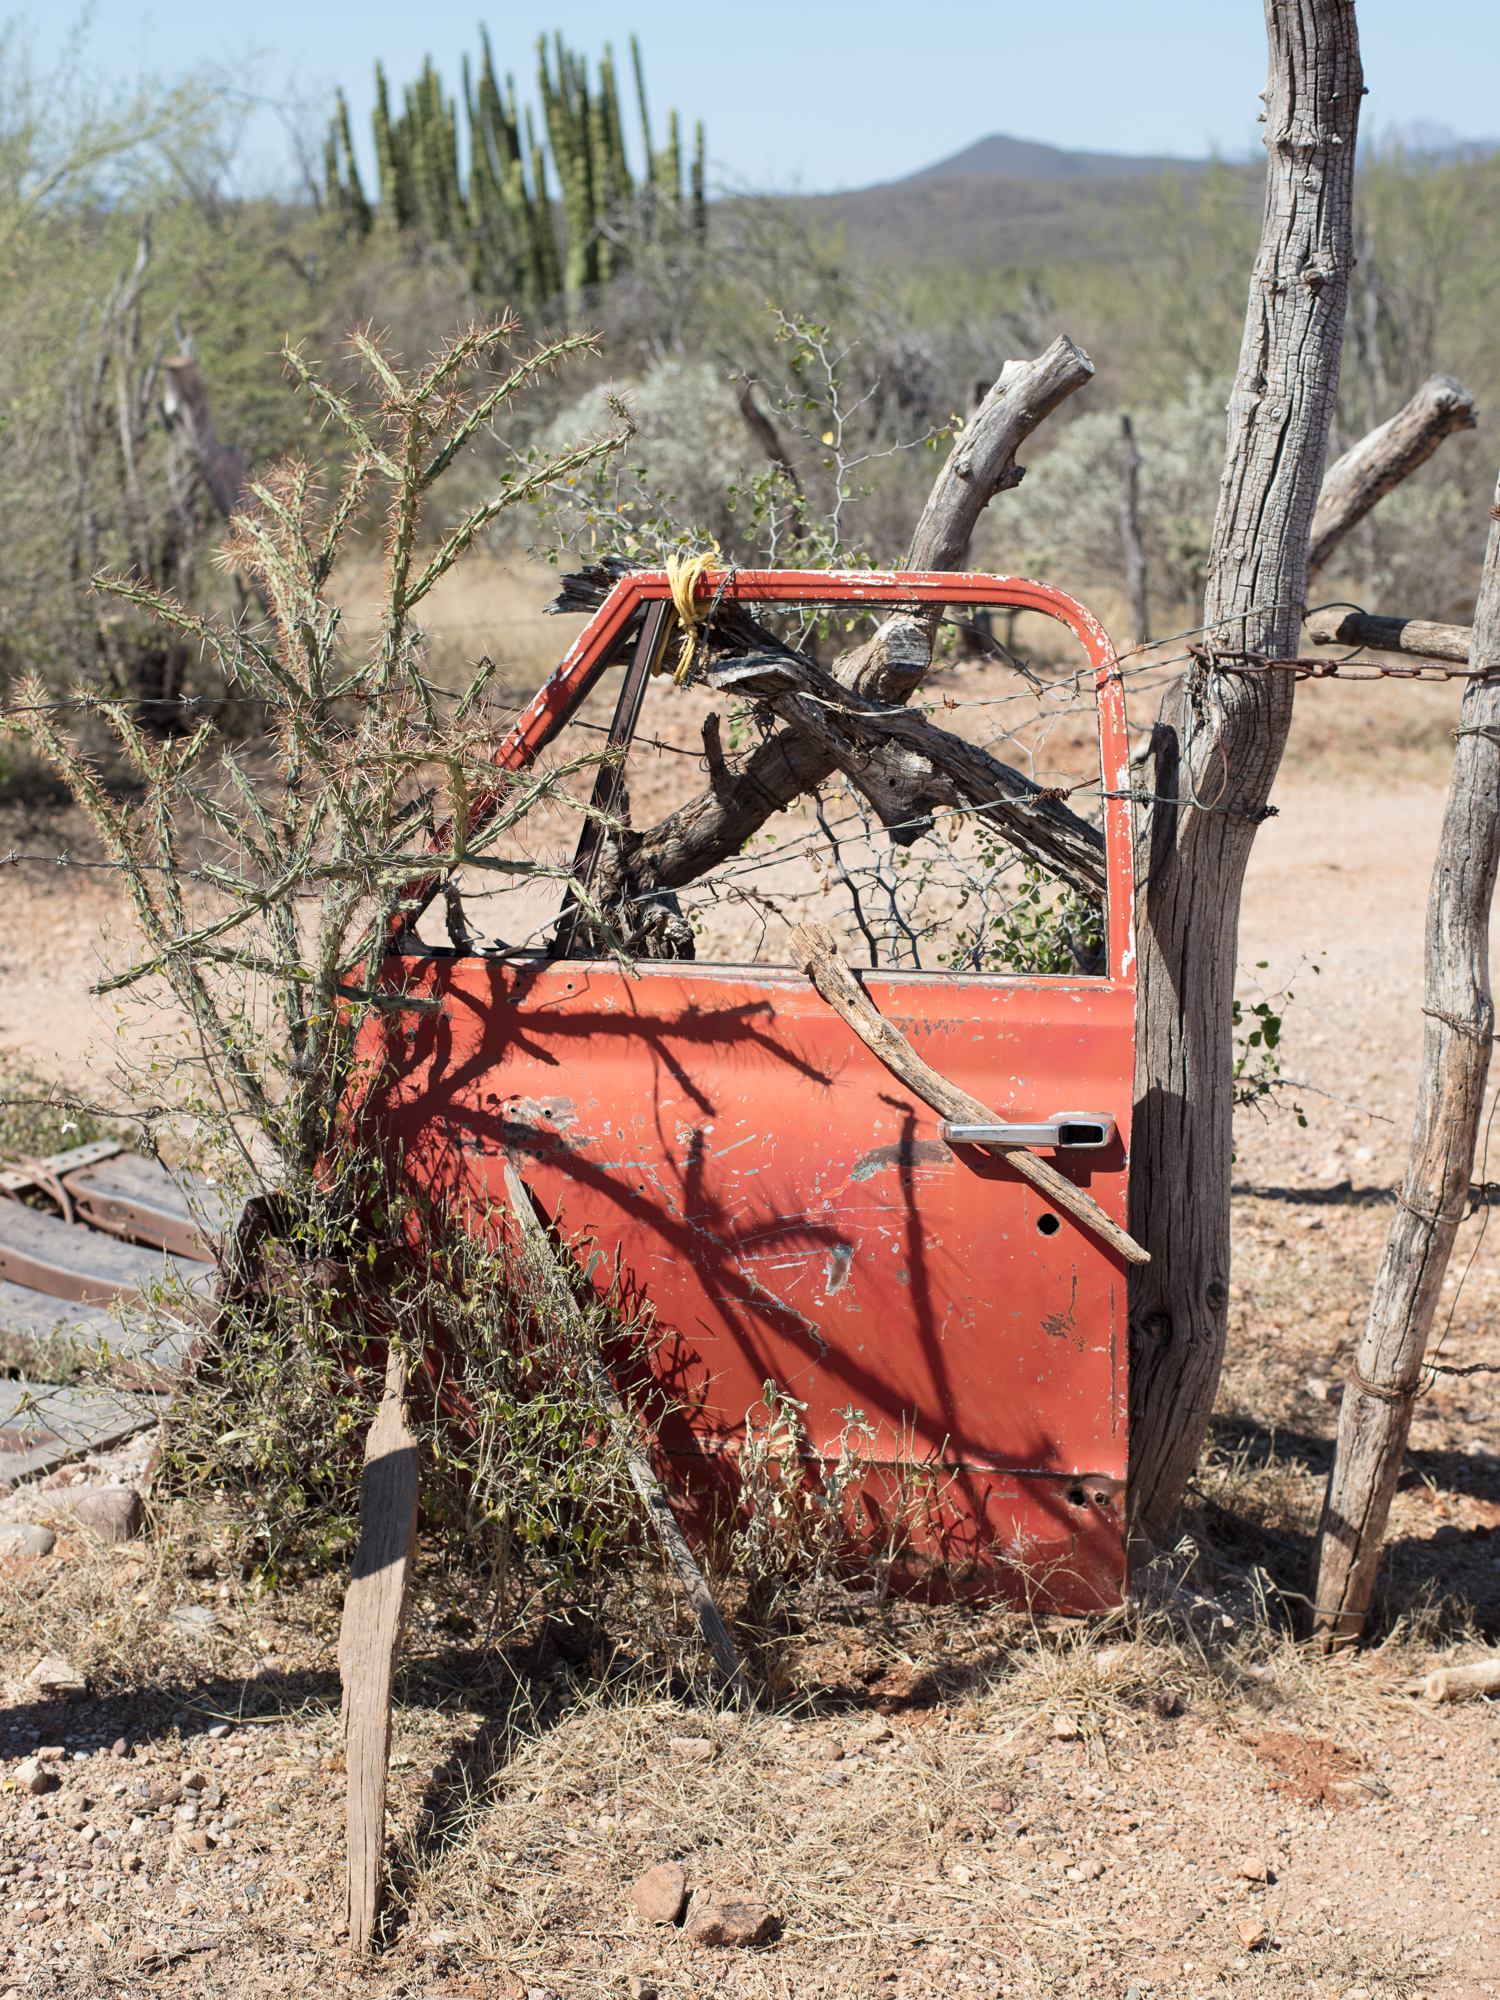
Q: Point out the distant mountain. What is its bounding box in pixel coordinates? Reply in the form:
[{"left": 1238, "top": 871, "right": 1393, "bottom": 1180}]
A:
[
  {"left": 900, "top": 133, "right": 1206, "bottom": 184},
  {"left": 1369, "top": 120, "right": 1499, "bottom": 163}
]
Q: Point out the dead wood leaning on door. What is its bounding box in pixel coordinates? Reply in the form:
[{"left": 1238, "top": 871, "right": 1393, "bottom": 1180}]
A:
[
  {"left": 1307, "top": 477, "right": 1500, "bottom": 1649},
  {"left": 788, "top": 919, "right": 1148, "bottom": 1267},
  {"left": 338, "top": 1349, "right": 419, "bottom": 1950}
]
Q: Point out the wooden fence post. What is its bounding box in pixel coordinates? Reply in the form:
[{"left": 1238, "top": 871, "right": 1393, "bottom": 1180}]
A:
[
  {"left": 338, "top": 1349, "right": 419, "bottom": 1948},
  {"left": 1308, "top": 475, "right": 1500, "bottom": 1647},
  {"left": 1119, "top": 415, "right": 1148, "bottom": 651}
]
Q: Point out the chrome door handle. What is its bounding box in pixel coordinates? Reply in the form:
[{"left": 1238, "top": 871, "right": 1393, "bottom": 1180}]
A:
[{"left": 941, "top": 1113, "right": 1117, "bottom": 1152}]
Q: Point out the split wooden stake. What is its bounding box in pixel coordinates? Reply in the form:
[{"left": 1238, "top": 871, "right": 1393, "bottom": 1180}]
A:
[
  {"left": 501, "top": 1161, "right": 750, "bottom": 1700},
  {"left": 1308, "top": 467, "right": 1500, "bottom": 1650},
  {"left": 788, "top": 919, "right": 1149, "bottom": 1267},
  {"left": 338, "top": 1347, "right": 419, "bottom": 1952}
]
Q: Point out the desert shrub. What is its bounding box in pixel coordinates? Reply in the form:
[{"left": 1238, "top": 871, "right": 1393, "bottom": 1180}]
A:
[
  {"left": 997, "top": 381, "right": 1229, "bottom": 625},
  {"left": 537, "top": 357, "right": 756, "bottom": 556},
  {"left": 160, "top": 1181, "right": 657, "bottom": 1620},
  {"left": 0, "top": 1051, "right": 119, "bottom": 1159},
  {"left": 4, "top": 317, "right": 668, "bottom": 1618}
]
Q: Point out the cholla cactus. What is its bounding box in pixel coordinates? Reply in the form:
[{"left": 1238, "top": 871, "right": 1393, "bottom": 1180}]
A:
[{"left": 10, "top": 319, "right": 633, "bottom": 1178}]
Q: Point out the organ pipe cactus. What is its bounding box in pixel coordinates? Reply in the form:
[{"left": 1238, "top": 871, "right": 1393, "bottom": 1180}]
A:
[{"left": 326, "top": 32, "right": 703, "bottom": 314}]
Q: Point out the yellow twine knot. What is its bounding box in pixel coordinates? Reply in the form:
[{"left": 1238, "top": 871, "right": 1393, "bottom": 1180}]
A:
[{"left": 661, "top": 545, "right": 720, "bottom": 686}]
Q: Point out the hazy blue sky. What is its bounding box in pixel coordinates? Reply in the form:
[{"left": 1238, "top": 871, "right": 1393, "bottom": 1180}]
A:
[{"left": 31, "top": 1, "right": 1500, "bottom": 195}]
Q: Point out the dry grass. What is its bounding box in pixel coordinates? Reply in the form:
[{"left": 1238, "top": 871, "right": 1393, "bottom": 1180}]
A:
[
  {"left": 0, "top": 1411, "right": 1486, "bottom": 1998},
  {"left": 330, "top": 550, "right": 587, "bottom": 699}
]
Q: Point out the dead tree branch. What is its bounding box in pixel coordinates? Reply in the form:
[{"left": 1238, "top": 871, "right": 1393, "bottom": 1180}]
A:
[
  {"left": 1307, "top": 372, "right": 1479, "bottom": 576},
  {"left": 702, "top": 651, "right": 1106, "bottom": 899},
  {"left": 1304, "top": 606, "right": 1471, "bottom": 661},
  {"left": 160, "top": 357, "right": 251, "bottom": 521},
  {"left": 905, "top": 338, "right": 1094, "bottom": 573},
  {"left": 735, "top": 374, "right": 802, "bottom": 493},
  {"left": 612, "top": 338, "right": 1096, "bottom": 913},
  {"left": 789, "top": 918, "right": 1147, "bottom": 1264}
]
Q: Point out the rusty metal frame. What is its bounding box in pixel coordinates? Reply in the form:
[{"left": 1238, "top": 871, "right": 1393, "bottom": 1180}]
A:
[{"left": 393, "top": 570, "right": 1134, "bottom": 983}]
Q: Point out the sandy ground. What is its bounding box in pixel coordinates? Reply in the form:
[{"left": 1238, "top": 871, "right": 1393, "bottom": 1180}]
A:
[{"left": 0, "top": 668, "right": 1497, "bottom": 1997}]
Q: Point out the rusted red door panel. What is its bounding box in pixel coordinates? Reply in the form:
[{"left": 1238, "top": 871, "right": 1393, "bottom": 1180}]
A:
[{"left": 366, "top": 571, "right": 1136, "bottom": 1609}]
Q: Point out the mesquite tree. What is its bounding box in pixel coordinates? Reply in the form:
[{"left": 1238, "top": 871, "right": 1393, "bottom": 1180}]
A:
[{"left": 1126, "top": 0, "right": 1363, "bottom": 1552}]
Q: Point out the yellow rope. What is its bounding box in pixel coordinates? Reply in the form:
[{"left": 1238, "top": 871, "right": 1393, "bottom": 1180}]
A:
[{"left": 661, "top": 545, "right": 719, "bottom": 685}]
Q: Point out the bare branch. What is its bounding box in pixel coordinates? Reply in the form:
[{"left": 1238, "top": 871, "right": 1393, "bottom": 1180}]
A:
[{"left": 1308, "top": 373, "right": 1479, "bottom": 576}]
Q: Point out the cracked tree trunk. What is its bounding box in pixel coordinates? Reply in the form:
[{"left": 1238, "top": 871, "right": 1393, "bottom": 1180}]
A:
[
  {"left": 1126, "top": 0, "right": 1363, "bottom": 1556},
  {"left": 1307, "top": 476, "right": 1500, "bottom": 1648}
]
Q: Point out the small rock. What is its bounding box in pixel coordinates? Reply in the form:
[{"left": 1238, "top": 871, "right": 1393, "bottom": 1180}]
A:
[
  {"left": 626, "top": 1979, "right": 659, "bottom": 2000},
  {"left": 0, "top": 1523, "right": 54, "bottom": 1558},
  {"left": 1341, "top": 1989, "right": 1371, "bottom": 2000},
  {"left": 1051, "top": 1714, "right": 1082, "bottom": 1741},
  {"left": 182, "top": 1770, "right": 207, "bottom": 1792},
  {"left": 1305, "top": 1375, "right": 1336, "bottom": 1403},
  {"left": 631, "top": 1860, "right": 688, "bottom": 1924},
  {"left": 1068, "top": 1856, "right": 1105, "bottom": 1881},
  {"left": 668, "top": 1736, "right": 714, "bottom": 1763},
  {"left": 61, "top": 1485, "right": 143, "bottom": 1544},
  {"left": 35, "top": 1746, "right": 66, "bottom": 1764},
  {"left": 110, "top": 1739, "right": 127, "bottom": 1759},
  {"left": 853, "top": 1716, "right": 893, "bottom": 1744},
  {"left": 11, "top": 1759, "right": 51, "bottom": 1796},
  {"left": 1236, "top": 1917, "right": 1268, "bottom": 1950},
  {"left": 1237, "top": 1854, "right": 1272, "bottom": 1883},
  {"left": 178, "top": 1830, "right": 212, "bottom": 1855},
  {"left": 27, "top": 1656, "right": 85, "bottom": 1696},
  {"left": 684, "top": 1893, "right": 777, "bottom": 1948},
  {"left": 207, "top": 1725, "right": 230, "bottom": 1740},
  {"left": 169, "top": 1604, "right": 218, "bottom": 1632}
]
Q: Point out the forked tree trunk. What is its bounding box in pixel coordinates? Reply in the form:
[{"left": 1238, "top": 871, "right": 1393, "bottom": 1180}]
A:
[
  {"left": 1308, "top": 478, "right": 1500, "bottom": 1648},
  {"left": 1127, "top": 0, "right": 1362, "bottom": 1555}
]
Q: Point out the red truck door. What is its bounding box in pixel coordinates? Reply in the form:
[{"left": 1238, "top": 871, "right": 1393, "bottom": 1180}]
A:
[{"left": 365, "top": 571, "right": 1136, "bottom": 1609}]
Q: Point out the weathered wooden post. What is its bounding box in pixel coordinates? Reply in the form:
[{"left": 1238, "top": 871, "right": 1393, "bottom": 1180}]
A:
[
  {"left": 338, "top": 1350, "right": 419, "bottom": 1950},
  {"left": 1126, "top": 0, "right": 1363, "bottom": 1555},
  {"left": 1119, "top": 415, "right": 1148, "bottom": 651},
  {"left": 1308, "top": 476, "right": 1500, "bottom": 1648}
]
